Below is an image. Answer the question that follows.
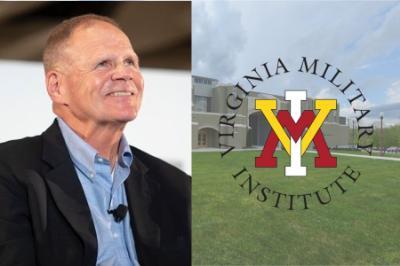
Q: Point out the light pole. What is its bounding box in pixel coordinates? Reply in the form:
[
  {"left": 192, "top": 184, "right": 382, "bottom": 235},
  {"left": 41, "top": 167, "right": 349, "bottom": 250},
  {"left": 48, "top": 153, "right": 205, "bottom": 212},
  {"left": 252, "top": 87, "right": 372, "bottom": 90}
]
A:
[
  {"left": 352, "top": 119, "right": 356, "bottom": 148},
  {"left": 380, "top": 112, "right": 384, "bottom": 156}
]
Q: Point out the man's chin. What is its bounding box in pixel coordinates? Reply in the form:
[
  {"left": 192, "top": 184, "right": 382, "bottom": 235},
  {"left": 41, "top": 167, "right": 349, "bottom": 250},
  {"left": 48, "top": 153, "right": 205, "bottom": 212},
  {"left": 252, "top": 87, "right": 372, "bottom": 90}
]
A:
[{"left": 114, "top": 112, "right": 138, "bottom": 123}]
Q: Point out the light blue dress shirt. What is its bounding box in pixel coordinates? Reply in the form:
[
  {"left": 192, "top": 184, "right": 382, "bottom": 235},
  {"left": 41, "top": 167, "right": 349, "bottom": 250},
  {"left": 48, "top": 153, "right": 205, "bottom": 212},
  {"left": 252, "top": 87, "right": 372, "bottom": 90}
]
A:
[{"left": 57, "top": 118, "right": 140, "bottom": 266}]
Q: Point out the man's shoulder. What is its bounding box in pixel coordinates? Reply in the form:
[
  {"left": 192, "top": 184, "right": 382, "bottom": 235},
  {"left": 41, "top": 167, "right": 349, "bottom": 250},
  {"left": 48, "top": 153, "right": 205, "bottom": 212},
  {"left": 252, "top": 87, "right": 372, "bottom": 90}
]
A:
[
  {"left": 129, "top": 145, "right": 191, "bottom": 189},
  {"left": 0, "top": 135, "right": 43, "bottom": 168},
  {"left": 0, "top": 135, "right": 42, "bottom": 155},
  {"left": 130, "top": 145, "right": 188, "bottom": 177}
]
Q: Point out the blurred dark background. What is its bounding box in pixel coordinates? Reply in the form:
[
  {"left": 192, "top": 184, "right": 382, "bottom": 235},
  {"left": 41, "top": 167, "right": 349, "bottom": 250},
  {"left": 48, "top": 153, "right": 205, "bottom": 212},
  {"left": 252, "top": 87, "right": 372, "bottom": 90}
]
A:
[{"left": 0, "top": 1, "right": 190, "bottom": 70}]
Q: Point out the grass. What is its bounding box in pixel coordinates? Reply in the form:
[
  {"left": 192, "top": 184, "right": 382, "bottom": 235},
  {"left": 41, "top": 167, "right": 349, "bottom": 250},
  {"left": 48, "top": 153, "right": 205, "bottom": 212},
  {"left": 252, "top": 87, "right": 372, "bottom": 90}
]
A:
[{"left": 192, "top": 150, "right": 400, "bottom": 265}]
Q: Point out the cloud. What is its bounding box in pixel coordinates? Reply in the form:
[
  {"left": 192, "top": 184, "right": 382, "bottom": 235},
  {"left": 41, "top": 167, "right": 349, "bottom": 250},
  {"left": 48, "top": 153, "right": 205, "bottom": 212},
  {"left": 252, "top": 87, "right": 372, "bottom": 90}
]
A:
[
  {"left": 340, "top": 99, "right": 376, "bottom": 118},
  {"left": 370, "top": 102, "right": 400, "bottom": 126},
  {"left": 370, "top": 102, "right": 400, "bottom": 119},
  {"left": 315, "top": 87, "right": 337, "bottom": 99},
  {"left": 357, "top": 64, "right": 371, "bottom": 70},
  {"left": 342, "top": 102, "right": 400, "bottom": 126},
  {"left": 339, "top": 80, "right": 400, "bottom": 125},
  {"left": 345, "top": 3, "right": 400, "bottom": 68},
  {"left": 228, "top": 1, "right": 397, "bottom": 73},
  {"left": 191, "top": 1, "right": 400, "bottom": 127},
  {"left": 192, "top": 1, "right": 246, "bottom": 82},
  {"left": 387, "top": 80, "right": 400, "bottom": 103}
]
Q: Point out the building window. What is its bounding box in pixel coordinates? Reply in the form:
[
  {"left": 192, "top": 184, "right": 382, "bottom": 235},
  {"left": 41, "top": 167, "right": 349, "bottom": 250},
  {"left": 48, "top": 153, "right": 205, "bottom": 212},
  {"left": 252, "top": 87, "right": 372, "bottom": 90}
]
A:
[
  {"left": 194, "top": 96, "right": 211, "bottom": 112},
  {"left": 198, "top": 131, "right": 207, "bottom": 147},
  {"left": 193, "top": 77, "right": 213, "bottom": 85}
]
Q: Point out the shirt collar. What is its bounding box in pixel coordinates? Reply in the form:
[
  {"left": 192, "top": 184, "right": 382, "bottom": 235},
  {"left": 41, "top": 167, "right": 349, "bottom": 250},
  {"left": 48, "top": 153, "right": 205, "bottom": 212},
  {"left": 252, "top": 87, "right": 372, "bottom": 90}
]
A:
[
  {"left": 57, "top": 117, "right": 133, "bottom": 176},
  {"left": 118, "top": 135, "right": 133, "bottom": 168}
]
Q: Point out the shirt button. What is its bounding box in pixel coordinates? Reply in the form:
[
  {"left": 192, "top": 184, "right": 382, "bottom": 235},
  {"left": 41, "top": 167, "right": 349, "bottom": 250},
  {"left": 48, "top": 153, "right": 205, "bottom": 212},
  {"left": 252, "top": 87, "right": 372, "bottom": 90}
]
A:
[
  {"left": 113, "top": 233, "right": 118, "bottom": 239},
  {"left": 89, "top": 172, "right": 95, "bottom": 178},
  {"left": 98, "top": 157, "right": 103, "bottom": 162}
]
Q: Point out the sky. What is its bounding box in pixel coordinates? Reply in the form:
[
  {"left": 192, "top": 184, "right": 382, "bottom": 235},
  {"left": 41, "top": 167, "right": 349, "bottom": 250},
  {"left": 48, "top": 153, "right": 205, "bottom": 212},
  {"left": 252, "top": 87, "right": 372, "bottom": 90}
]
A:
[{"left": 193, "top": 1, "right": 400, "bottom": 126}]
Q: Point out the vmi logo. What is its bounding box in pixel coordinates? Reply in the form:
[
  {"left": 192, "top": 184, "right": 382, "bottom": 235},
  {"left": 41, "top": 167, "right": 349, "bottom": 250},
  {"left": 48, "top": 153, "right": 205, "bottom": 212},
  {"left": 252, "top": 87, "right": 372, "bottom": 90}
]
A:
[
  {"left": 255, "top": 90, "right": 337, "bottom": 176},
  {"left": 219, "top": 57, "right": 367, "bottom": 210}
]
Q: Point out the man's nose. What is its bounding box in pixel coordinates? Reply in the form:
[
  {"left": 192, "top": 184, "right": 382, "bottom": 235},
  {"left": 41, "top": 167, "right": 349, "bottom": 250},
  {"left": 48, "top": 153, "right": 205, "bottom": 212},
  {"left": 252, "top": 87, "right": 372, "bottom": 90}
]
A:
[{"left": 111, "top": 63, "right": 133, "bottom": 81}]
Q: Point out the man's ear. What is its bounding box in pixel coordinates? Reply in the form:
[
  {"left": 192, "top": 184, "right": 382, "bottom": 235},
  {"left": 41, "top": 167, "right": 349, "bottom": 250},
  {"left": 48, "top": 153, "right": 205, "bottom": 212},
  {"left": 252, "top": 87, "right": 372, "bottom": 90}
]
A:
[{"left": 46, "top": 70, "right": 68, "bottom": 105}]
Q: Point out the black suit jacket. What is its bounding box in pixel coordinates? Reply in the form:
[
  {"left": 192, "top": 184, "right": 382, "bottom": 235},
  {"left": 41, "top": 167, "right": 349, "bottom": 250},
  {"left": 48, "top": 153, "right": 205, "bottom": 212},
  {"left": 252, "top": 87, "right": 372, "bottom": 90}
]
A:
[{"left": 0, "top": 120, "right": 191, "bottom": 266}]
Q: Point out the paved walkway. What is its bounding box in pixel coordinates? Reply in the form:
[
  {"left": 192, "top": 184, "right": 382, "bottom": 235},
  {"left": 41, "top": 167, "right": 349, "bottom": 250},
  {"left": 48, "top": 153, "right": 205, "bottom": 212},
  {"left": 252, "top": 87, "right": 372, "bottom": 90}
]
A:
[
  {"left": 193, "top": 148, "right": 400, "bottom": 162},
  {"left": 307, "top": 150, "right": 400, "bottom": 162}
]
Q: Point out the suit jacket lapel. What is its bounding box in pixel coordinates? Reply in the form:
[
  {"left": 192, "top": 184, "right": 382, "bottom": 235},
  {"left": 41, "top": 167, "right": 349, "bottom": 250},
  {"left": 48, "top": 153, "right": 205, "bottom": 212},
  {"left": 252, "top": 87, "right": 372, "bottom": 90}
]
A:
[
  {"left": 41, "top": 120, "right": 97, "bottom": 266},
  {"left": 40, "top": 120, "right": 161, "bottom": 265},
  {"left": 125, "top": 156, "right": 161, "bottom": 265}
]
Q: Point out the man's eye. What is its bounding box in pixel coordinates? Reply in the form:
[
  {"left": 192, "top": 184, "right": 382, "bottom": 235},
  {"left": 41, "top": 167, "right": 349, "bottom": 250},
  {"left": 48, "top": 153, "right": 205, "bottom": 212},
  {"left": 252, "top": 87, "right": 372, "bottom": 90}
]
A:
[
  {"left": 125, "top": 59, "right": 136, "bottom": 66},
  {"left": 96, "top": 61, "right": 110, "bottom": 68}
]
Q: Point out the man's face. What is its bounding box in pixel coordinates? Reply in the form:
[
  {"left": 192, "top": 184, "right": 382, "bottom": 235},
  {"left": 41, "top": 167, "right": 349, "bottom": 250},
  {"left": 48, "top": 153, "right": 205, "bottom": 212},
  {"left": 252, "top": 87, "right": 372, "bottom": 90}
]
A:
[{"left": 60, "top": 21, "right": 144, "bottom": 126}]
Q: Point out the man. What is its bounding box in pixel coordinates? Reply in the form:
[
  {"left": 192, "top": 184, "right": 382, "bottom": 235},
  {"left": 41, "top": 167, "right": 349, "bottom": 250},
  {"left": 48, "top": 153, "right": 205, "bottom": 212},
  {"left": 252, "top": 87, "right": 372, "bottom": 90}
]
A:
[{"left": 0, "top": 14, "right": 190, "bottom": 266}]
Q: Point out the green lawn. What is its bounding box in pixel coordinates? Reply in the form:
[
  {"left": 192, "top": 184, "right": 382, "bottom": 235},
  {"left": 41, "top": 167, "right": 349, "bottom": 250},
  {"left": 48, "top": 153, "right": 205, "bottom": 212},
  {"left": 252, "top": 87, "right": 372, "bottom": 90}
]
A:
[{"left": 192, "top": 150, "right": 400, "bottom": 265}]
